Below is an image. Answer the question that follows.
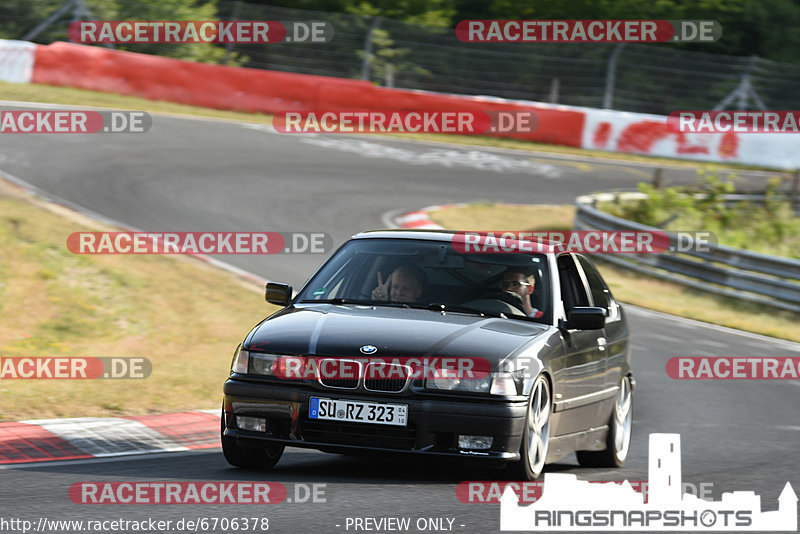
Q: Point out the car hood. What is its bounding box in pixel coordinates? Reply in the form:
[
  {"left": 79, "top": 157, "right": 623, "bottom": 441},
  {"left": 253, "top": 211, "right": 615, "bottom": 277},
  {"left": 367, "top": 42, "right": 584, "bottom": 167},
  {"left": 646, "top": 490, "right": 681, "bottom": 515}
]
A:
[{"left": 246, "top": 304, "right": 549, "bottom": 365}]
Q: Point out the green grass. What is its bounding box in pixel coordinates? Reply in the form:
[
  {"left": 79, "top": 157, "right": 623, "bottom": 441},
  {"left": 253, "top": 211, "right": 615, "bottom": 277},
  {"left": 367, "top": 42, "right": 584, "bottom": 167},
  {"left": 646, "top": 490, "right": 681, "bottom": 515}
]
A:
[
  {"left": 0, "top": 81, "right": 276, "bottom": 124},
  {"left": 0, "top": 178, "right": 278, "bottom": 420}
]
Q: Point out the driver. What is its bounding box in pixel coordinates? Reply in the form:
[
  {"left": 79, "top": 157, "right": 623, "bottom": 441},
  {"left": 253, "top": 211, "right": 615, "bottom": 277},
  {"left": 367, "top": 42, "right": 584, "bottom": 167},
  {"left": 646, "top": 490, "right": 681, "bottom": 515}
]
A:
[
  {"left": 501, "top": 268, "right": 544, "bottom": 319},
  {"left": 371, "top": 264, "right": 426, "bottom": 304}
]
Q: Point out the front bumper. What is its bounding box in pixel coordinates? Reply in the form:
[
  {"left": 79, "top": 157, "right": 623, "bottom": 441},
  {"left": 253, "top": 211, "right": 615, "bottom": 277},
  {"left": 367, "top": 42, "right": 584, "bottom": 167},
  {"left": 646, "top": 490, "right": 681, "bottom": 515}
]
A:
[{"left": 222, "top": 378, "right": 528, "bottom": 460}]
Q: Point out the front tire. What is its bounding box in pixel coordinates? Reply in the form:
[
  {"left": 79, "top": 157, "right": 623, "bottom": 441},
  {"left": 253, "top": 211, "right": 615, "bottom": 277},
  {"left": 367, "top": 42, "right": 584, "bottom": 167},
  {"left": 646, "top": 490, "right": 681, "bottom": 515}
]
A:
[
  {"left": 506, "top": 374, "right": 551, "bottom": 480},
  {"left": 576, "top": 375, "right": 633, "bottom": 468},
  {"left": 221, "top": 412, "right": 284, "bottom": 469}
]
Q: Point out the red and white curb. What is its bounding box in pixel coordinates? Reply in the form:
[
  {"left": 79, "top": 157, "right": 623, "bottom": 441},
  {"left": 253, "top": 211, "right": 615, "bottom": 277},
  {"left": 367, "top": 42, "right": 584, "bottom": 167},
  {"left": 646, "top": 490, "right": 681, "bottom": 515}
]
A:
[
  {"left": 391, "top": 204, "right": 466, "bottom": 229},
  {"left": 0, "top": 410, "right": 220, "bottom": 464}
]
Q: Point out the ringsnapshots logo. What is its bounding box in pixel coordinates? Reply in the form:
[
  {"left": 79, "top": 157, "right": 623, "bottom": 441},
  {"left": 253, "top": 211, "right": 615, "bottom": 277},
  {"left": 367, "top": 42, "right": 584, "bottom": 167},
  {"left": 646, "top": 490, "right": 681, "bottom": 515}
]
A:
[
  {"left": 456, "top": 20, "right": 721, "bottom": 43},
  {"left": 0, "top": 110, "right": 150, "bottom": 133},
  {"left": 500, "top": 433, "right": 797, "bottom": 531}
]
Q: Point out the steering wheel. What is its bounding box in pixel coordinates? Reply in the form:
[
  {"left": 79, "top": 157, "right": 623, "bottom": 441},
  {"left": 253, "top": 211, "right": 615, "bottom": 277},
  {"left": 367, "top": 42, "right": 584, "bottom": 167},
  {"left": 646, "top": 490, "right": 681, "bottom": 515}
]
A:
[
  {"left": 483, "top": 291, "right": 526, "bottom": 311},
  {"left": 462, "top": 291, "right": 527, "bottom": 317}
]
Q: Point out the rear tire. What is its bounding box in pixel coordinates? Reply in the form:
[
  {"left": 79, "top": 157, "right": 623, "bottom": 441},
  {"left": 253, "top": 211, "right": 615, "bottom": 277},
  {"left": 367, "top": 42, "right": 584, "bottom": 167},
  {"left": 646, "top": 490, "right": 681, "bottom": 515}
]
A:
[
  {"left": 506, "top": 374, "right": 551, "bottom": 480},
  {"left": 221, "top": 412, "right": 284, "bottom": 469},
  {"left": 576, "top": 375, "right": 633, "bottom": 468}
]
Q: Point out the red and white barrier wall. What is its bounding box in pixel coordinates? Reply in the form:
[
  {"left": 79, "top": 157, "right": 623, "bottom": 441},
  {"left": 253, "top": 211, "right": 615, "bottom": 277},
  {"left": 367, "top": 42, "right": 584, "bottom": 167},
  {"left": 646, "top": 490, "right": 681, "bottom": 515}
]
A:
[
  {"left": 1, "top": 39, "right": 798, "bottom": 169},
  {"left": 0, "top": 40, "right": 36, "bottom": 82},
  {"left": 581, "top": 108, "right": 800, "bottom": 170}
]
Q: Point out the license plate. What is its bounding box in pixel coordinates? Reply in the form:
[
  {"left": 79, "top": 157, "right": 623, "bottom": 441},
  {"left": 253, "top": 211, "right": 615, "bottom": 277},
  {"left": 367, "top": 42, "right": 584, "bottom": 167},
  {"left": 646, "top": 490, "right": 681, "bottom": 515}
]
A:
[{"left": 309, "top": 398, "right": 408, "bottom": 427}]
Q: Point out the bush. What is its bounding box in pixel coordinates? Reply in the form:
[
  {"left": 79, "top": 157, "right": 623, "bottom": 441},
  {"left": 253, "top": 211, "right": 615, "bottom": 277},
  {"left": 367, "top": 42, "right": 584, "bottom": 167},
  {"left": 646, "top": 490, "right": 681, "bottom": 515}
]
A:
[{"left": 597, "top": 173, "right": 800, "bottom": 258}]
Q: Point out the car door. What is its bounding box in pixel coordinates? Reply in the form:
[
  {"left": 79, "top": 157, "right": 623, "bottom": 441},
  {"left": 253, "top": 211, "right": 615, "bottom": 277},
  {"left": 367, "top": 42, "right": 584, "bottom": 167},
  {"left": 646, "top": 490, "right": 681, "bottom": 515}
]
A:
[
  {"left": 550, "top": 254, "right": 609, "bottom": 436},
  {"left": 575, "top": 254, "right": 629, "bottom": 392}
]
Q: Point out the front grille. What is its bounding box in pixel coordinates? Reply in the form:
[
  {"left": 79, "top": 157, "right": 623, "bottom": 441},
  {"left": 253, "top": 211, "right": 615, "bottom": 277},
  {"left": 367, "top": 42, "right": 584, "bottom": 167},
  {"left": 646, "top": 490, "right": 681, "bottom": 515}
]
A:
[
  {"left": 302, "top": 418, "right": 416, "bottom": 450},
  {"left": 364, "top": 377, "right": 407, "bottom": 392},
  {"left": 363, "top": 362, "right": 410, "bottom": 392},
  {"left": 318, "top": 377, "right": 359, "bottom": 389},
  {"left": 317, "top": 358, "right": 360, "bottom": 389}
]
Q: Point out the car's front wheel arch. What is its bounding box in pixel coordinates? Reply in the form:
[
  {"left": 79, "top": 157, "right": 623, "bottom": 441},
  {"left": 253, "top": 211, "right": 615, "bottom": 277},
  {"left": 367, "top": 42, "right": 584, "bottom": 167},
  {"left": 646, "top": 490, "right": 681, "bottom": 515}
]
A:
[
  {"left": 576, "top": 373, "right": 633, "bottom": 468},
  {"left": 506, "top": 372, "right": 553, "bottom": 481}
]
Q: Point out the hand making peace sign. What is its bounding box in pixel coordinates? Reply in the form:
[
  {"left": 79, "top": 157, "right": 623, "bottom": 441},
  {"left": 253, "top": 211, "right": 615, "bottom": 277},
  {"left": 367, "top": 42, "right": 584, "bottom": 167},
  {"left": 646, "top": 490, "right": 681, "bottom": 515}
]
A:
[{"left": 371, "top": 271, "right": 390, "bottom": 300}]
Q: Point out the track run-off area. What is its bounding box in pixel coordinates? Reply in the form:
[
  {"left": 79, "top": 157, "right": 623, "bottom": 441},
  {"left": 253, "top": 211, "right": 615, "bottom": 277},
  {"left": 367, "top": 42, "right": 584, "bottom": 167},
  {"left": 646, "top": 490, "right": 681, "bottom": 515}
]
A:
[{"left": 1, "top": 106, "right": 798, "bottom": 534}]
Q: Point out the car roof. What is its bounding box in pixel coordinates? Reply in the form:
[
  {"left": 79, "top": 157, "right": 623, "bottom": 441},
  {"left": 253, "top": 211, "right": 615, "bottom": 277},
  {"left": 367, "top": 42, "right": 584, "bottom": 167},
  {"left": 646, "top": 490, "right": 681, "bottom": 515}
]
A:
[{"left": 351, "top": 229, "right": 558, "bottom": 253}]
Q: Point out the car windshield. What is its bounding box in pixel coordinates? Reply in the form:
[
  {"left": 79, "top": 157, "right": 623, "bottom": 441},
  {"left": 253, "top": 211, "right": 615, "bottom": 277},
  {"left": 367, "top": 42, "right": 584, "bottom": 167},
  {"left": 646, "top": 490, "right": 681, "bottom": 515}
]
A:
[{"left": 295, "top": 237, "right": 551, "bottom": 323}]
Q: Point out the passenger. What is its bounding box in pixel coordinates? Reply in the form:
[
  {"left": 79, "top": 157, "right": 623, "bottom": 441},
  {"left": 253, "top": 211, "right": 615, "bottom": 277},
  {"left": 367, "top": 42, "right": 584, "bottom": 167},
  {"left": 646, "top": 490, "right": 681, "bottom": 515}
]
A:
[{"left": 371, "top": 264, "right": 426, "bottom": 304}]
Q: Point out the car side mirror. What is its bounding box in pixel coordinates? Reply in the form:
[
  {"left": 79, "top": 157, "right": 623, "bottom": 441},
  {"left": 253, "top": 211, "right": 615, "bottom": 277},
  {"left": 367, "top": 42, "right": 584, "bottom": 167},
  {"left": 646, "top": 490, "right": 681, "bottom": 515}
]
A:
[
  {"left": 565, "top": 307, "right": 606, "bottom": 330},
  {"left": 265, "top": 282, "right": 293, "bottom": 306}
]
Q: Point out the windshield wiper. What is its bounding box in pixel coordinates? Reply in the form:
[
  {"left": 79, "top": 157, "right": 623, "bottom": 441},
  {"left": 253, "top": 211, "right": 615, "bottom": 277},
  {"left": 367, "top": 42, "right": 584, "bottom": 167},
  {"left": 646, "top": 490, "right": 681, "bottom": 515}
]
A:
[
  {"left": 297, "top": 299, "right": 418, "bottom": 309},
  {"left": 297, "top": 298, "right": 374, "bottom": 305},
  {"left": 425, "top": 303, "right": 503, "bottom": 318},
  {"left": 427, "top": 303, "right": 543, "bottom": 322}
]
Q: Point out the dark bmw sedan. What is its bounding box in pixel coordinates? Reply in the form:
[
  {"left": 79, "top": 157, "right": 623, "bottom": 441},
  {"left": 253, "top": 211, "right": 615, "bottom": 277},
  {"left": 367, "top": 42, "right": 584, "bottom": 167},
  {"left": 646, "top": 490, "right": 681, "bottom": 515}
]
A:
[{"left": 222, "top": 230, "right": 633, "bottom": 480}]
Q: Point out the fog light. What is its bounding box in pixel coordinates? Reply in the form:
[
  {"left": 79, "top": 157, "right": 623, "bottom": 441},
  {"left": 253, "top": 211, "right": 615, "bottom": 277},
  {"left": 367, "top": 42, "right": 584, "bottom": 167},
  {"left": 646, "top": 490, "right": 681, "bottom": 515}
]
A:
[
  {"left": 236, "top": 416, "right": 266, "bottom": 432},
  {"left": 458, "top": 435, "right": 493, "bottom": 450}
]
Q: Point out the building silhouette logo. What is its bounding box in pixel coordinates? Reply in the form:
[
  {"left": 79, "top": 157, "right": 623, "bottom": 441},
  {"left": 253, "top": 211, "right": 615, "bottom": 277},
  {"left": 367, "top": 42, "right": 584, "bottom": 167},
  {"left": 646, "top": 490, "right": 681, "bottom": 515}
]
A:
[{"left": 501, "top": 433, "right": 797, "bottom": 531}]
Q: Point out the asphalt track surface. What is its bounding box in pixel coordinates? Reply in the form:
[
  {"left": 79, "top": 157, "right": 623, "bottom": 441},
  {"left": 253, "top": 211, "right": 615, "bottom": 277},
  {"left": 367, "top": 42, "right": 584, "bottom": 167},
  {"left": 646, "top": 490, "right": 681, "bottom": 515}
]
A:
[{"left": 1, "top": 108, "right": 799, "bottom": 534}]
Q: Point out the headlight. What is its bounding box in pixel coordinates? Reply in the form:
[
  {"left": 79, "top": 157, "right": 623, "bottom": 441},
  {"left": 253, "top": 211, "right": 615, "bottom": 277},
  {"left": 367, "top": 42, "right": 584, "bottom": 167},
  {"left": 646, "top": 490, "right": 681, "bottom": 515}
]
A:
[
  {"left": 250, "top": 353, "right": 280, "bottom": 376},
  {"left": 230, "top": 349, "right": 284, "bottom": 376},
  {"left": 428, "top": 367, "right": 462, "bottom": 390},
  {"left": 426, "top": 371, "right": 495, "bottom": 393},
  {"left": 461, "top": 373, "right": 492, "bottom": 392}
]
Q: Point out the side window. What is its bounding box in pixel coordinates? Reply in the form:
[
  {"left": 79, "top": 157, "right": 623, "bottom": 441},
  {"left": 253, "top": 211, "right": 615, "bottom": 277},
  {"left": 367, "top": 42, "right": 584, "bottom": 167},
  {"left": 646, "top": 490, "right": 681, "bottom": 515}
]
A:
[
  {"left": 576, "top": 255, "right": 611, "bottom": 312},
  {"left": 557, "top": 254, "right": 590, "bottom": 310}
]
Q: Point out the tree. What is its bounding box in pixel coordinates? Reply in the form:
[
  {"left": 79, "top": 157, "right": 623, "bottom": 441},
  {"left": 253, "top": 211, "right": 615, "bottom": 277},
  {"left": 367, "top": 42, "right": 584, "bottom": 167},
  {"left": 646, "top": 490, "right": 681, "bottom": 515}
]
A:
[{"left": 0, "top": 0, "right": 242, "bottom": 65}]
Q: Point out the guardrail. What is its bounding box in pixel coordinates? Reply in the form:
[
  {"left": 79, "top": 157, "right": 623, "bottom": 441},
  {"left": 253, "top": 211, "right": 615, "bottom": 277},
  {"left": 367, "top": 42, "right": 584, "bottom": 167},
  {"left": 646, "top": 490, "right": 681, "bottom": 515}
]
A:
[{"left": 574, "top": 192, "right": 800, "bottom": 314}]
